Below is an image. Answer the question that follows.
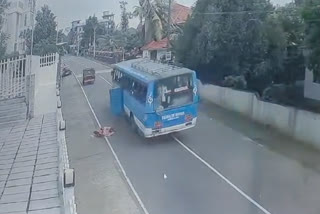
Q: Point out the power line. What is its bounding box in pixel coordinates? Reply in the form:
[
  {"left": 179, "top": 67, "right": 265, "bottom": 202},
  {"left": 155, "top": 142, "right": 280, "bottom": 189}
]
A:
[
  {"left": 191, "top": 9, "right": 320, "bottom": 22},
  {"left": 191, "top": 5, "right": 305, "bottom": 16}
]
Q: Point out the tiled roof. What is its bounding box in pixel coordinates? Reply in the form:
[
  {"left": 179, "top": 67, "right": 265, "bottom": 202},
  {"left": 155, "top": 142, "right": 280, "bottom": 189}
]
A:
[
  {"left": 142, "top": 38, "right": 168, "bottom": 51},
  {"left": 171, "top": 3, "right": 191, "bottom": 25}
]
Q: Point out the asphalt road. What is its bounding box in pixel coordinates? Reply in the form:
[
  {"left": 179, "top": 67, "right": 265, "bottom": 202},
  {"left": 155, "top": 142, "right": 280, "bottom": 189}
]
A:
[{"left": 62, "top": 55, "right": 320, "bottom": 214}]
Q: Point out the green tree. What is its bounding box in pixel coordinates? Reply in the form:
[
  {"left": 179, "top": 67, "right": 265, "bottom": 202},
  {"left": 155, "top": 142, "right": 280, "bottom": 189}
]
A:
[
  {"left": 133, "top": 0, "right": 169, "bottom": 43},
  {"left": 57, "top": 30, "right": 67, "bottom": 43},
  {"left": 277, "top": 3, "right": 305, "bottom": 84},
  {"left": 0, "top": 0, "right": 9, "bottom": 58},
  {"left": 302, "top": 0, "right": 320, "bottom": 82},
  {"left": 120, "top": 1, "right": 129, "bottom": 32},
  {"left": 175, "top": 0, "right": 309, "bottom": 93},
  {"left": 175, "top": 0, "right": 275, "bottom": 92},
  {"left": 97, "top": 28, "right": 143, "bottom": 52},
  {"left": 23, "top": 5, "right": 58, "bottom": 55},
  {"left": 81, "top": 16, "right": 101, "bottom": 49}
]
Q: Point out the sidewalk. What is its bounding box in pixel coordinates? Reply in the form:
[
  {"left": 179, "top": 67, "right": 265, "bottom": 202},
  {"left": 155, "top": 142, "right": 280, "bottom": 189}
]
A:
[{"left": 0, "top": 113, "right": 61, "bottom": 214}]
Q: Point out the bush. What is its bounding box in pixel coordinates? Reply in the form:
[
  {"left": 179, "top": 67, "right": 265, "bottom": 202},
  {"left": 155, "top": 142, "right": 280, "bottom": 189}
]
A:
[{"left": 222, "top": 75, "right": 247, "bottom": 90}]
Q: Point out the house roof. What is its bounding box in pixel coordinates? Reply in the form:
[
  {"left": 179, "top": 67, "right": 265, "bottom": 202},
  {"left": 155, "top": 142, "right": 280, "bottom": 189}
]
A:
[
  {"left": 141, "top": 38, "right": 168, "bottom": 51},
  {"left": 171, "top": 3, "right": 191, "bottom": 25}
]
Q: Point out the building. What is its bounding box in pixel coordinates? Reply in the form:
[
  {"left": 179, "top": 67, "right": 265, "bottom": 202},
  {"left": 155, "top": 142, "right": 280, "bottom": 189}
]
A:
[
  {"left": 71, "top": 20, "right": 84, "bottom": 34},
  {"left": 142, "top": 38, "right": 169, "bottom": 61},
  {"left": 70, "top": 11, "right": 115, "bottom": 55},
  {"left": 100, "top": 11, "right": 115, "bottom": 34},
  {"left": 142, "top": 3, "right": 191, "bottom": 61},
  {"left": 171, "top": 3, "right": 192, "bottom": 26},
  {"left": 69, "top": 20, "right": 85, "bottom": 55},
  {"left": 2, "top": 0, "right": 34, "bottom": 54}
]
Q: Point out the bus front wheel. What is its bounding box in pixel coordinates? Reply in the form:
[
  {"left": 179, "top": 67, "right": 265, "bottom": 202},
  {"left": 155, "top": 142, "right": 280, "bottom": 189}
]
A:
[{"left": 130, "top": 114, "right": 145, "bottom": 138}]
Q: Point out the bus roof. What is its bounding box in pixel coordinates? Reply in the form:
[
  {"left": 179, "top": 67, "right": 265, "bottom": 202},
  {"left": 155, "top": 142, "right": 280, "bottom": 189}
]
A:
[{"left": 115, "top": 59, "right": 194, "bottom": 83}]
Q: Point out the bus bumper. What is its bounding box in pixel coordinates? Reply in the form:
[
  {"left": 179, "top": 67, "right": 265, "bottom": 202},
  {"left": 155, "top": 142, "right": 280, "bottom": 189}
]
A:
[{"left": 136, "top": 118, "right": 197, "bottom": 138}]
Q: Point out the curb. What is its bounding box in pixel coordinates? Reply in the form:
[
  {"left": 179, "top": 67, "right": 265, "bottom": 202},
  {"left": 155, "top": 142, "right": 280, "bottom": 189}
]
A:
[{"left": 56, "top": 90, "right": 77, "bottom": 214}]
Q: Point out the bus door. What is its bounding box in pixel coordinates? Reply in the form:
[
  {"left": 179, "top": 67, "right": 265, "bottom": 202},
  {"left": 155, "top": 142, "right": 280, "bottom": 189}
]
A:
[
  {"left": 109, "top": 86, "right": 124, "bottom": 116},
  {"left": 109, "top": 69, "right": 124, "bottom": 115},
  {"left": 123, "top": 79, "right": 148, "bottom": 123}
]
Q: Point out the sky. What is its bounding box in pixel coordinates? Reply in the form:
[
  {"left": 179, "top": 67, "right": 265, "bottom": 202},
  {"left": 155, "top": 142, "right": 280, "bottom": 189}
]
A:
[{"left": 36, "top": 0, "right": 293, "bottom": 31}]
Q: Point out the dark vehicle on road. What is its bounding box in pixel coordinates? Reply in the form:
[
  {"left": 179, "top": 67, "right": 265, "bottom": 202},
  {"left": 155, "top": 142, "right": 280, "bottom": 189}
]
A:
[
  {"left": 62, "top": 67, "right": 72, "bottom": 77},
  {"left": 83, "top": 68, "right": 95, "bottom": 85}
]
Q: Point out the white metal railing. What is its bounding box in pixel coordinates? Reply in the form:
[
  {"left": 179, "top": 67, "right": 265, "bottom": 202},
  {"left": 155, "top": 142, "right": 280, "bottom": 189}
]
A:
[
  {"left": 0, "top": 55, "right": 27, "bottom": 100},
  {"left": 40, "top": 53, "right": 57, "bottom": 67}
]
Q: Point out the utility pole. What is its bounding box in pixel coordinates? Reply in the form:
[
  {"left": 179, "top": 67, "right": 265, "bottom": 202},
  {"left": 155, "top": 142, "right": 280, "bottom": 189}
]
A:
[
  {"left": 167, "top": 0, "right": 172, "bottom": 60},
  {"left": 93, "top": 26, "right": 96, "bottom": 58},
  {"left": 28, "top": 0, "right": 36, "bottom": 119},
  {"left": 77, "top": 33, "right": 80, "bottom": 56},
  {"left": 56, "top": 23, "right": 59, "bottom": 44},
  {"left": 167, "top": 0, "right": 172, "bottom": 48},
  {"left": 30, "top": 0, "right": 36, "bottom": 57}
]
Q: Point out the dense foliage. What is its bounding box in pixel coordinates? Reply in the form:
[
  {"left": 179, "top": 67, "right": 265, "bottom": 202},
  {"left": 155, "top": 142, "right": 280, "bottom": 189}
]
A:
[
  {"left": 175, "top": 0, "right": 319, "bottom": 93},
  {"left": 80, "top": 1, "right": 143, "bottom": 53},
  {"left": 302, "top": 0, "right": 320, "bottom": 82},
  {"left": 120, "top": 1, "right": 129, "bottom": 32},
  {"left": 81, "top": 16, "right": 101, "bottom": 49},
  {"left": 0, "top": 0, "right": 9, "bottom": 59},
  {"left": 134, "top": 0, "right": 169, "bottom": 43},
  {"left": 24, "top": 5, "right": 58, "bottom": 55}
]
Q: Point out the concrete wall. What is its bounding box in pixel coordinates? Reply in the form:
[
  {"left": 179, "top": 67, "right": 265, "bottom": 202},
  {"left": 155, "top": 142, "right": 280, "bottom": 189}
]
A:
[
  {"left": 304, "top": 69, "right": 320, "bottom": 101},
  {"left": 32, "top": 54, "right": 59, "bottom": 116},
  {"left": 200, "top": 82, "right": 320, "bottom": 149}
]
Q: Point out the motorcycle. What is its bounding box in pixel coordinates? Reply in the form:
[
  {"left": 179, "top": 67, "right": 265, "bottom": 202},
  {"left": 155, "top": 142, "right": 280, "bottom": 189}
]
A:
[{"left": 62, "top": 65, "right": 72, "bottom": 77}]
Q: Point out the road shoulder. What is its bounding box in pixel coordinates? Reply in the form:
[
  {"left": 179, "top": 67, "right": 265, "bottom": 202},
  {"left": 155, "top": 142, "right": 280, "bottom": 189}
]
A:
[
  {"left": 200, "top": 99, "right": 320, "bottom": 172},
  {"left": 60, "top": 74, "right": 141, "bottom": 214}
]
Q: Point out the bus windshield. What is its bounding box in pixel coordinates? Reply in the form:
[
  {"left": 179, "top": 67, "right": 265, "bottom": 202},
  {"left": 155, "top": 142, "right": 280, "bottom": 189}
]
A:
[{"left": 155, "top": 74, "right": 194, "bottom": 111}]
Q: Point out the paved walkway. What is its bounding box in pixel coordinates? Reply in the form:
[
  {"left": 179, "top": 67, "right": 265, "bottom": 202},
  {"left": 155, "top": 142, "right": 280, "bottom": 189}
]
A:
[{"left": 0, "top": 113, "right": 61, "bottom": 214}]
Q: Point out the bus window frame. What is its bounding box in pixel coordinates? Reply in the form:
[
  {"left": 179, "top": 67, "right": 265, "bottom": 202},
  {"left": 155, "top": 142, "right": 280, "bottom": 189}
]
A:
[{"left": 154, "top": 73, "right": 194, "bottom": 111}]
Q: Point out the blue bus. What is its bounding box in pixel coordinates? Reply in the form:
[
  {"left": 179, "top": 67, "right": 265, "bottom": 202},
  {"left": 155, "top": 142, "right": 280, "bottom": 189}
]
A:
[{"left": 110, "top": 59, "right": 199, "bottom": 137}]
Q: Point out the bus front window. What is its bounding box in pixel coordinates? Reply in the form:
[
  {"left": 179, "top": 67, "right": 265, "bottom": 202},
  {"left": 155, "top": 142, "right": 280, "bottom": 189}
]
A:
[{"left": 155, "top": 74, "right": 194, "bottom": 111}]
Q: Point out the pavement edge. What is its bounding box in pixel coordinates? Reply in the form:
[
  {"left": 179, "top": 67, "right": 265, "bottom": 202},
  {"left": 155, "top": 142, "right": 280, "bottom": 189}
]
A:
[{"left": 56, "top": 88, "right": 77, "bottom": 214}]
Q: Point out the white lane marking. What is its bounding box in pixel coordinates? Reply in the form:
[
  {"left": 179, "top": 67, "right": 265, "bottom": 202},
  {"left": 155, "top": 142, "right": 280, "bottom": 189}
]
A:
[
  {"left": 172, "top": 136, "right": 272, "bottom": 214},
  {"left": 72, "top": 72, "right": 150, "bottom": 214},
  {"left": 96, "top": 69, "right": 112, "bottom": 74},
  {"left": 163, "top": 174, "right": 167, "bottom": 180},
  {"left": 243, "top": 136, "right": 264, "bottom": 148},
  {"left": 99, "top": 75, "right": 112, "bottom": 86}
]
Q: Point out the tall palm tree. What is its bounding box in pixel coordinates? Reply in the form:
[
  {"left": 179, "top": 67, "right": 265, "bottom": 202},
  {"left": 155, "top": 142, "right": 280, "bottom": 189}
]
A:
[{"left": 133, "top": 0, "right": 168, "bottom": 43}]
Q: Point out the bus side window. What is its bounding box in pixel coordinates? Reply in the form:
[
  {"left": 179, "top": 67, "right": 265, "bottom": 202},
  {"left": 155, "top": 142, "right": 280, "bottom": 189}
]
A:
[{"left": 132, "top": 81, "right": 147, "bottom": 104}]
